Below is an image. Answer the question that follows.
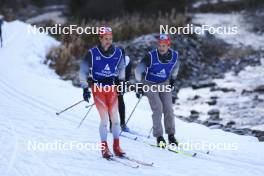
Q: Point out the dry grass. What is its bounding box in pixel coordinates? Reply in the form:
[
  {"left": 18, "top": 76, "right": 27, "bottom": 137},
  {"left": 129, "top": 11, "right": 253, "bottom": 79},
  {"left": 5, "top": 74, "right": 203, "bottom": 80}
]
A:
[{"left": 46, "top": 10, "right": 189, "bottom": 76}]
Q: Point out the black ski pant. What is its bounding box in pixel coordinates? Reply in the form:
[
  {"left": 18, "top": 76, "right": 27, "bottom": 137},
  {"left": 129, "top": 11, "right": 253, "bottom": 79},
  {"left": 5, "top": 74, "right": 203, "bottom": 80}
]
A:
[{"left": 0, "top": 27, "right": 2, "bottom": 47}]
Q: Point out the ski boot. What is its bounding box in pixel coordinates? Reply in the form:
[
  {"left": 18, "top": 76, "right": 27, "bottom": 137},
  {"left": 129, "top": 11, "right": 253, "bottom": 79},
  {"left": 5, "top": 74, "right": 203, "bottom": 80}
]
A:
[
  {"left": 101, "top": 141, "right": 113, "bottom": 159},
  {"left": 157, "top": 136, "right": 167, "bottom": 148},
  {"left": 121, "top": 124, "right": 130, "bottom": 132},
  {"left": 168, "top": 134, "right": 179, "bottom": 146},
  {"left": 113, "top": 138, "right": 125, "bottom": 157}
]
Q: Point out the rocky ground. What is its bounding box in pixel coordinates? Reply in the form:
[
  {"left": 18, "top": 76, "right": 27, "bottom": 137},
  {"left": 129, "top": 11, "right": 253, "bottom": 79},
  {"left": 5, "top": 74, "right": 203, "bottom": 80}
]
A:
[
  {"left": 173, "top": 12, "right": 264, "bottom": 141},
  {"left": 174, "top": 60, "right": 264, "bottom": 141}
]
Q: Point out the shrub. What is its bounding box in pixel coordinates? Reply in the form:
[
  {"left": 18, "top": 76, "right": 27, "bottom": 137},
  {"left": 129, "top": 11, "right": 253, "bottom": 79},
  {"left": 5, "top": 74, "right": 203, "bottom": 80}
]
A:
[{"left": 46, "top": 10, "right": 188, "bottom": 77}]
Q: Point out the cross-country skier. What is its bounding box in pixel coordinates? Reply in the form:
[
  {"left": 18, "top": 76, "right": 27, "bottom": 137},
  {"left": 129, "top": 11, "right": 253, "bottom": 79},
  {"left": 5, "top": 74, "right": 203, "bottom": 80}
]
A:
[
  {"left": 135, "top": 34, "right": 180, "bottom": 148},
  {"left": 79, "top": 27, "right": 126, "bottom": 158},
  {"left": 0, "top": 15, "right": 3, "bottom": 48}
]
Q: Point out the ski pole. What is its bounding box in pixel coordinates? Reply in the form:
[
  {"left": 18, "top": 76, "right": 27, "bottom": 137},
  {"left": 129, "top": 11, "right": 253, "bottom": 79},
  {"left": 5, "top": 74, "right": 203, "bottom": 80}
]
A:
[
  {"left": 56, "top": 100, "right": 85, "bottom": 116},
  {"left": 147, "top": 127, "right": 153, "bottom": 138},
  {"left": 77, "top": 103, "right": 95, "bottom": 128},
  {"left": 120, "top": 96, "right": 143, "bottom": 136}
]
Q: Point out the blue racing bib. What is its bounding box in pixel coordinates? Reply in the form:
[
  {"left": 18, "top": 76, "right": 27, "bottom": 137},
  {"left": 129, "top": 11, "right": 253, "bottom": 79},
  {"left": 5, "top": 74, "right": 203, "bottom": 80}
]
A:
[
  {"left": 145, "top": 49, "right": 178, "bottom": 83},
  {"left": 90, "top": 47, "right": 122, "bottom": 83}
]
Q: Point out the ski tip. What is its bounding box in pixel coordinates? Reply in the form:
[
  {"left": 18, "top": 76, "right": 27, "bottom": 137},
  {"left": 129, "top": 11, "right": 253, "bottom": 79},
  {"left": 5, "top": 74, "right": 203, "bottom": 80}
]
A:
[
  {"left": 56, "top": 112, "right": 59, "bottom": 115},
  {"left": 192, "top": 153, "right": 197, "bottom": 157}
]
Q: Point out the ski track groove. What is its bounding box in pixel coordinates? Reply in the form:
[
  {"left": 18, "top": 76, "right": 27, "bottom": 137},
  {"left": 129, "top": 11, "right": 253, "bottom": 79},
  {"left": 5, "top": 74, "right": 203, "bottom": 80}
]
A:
[
  {"left": 0, "top": 91, "right": 68, "bottom": 176},
  {"left": 0, "top": 80, "right": 73, "bottom": 175},
  {"left": 0, "top": 78, "right": 81, "bottom": 125},
  {"left": 0, "top": 76, "right": 59, "bottom": 112},
  {"left": 174, "top": 139, "right": 264, "bottom": 167},
  {"left": 0, "top": 71, "right": 90, "bottom": 121},
  {"left": 195, "top": 151, "right": 263, "bottom": 171},
  {"left": 4, "top": 111, "right": 19, "bottom": 176},
  {"left": 208, "top": 151, "right": 264, "bottom": 167},
  {"left": 0, "top": 76, "right": 101, "bottom": 176}
]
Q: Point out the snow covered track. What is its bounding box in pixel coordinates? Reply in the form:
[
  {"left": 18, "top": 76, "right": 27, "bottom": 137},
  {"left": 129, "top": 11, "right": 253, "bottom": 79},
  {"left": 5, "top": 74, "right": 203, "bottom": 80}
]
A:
[{"left": 0, "top": 21, "right": 264, "bottom": 176}]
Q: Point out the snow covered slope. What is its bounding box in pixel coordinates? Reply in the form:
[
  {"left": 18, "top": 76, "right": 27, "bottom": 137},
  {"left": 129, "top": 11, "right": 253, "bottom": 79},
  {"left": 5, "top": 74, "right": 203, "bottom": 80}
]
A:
[{"left": 0, "top": 21, "right": 263, "bottom": 176}]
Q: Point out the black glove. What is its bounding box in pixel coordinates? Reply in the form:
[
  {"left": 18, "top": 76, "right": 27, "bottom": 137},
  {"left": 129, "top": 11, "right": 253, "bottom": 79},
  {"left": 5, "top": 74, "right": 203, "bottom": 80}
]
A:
[
  {"left": 83, "top": 88, "right": 91, "bottom": 102},
  {"left": 135, "top": 83, "right": 144, "bottom": 99}
]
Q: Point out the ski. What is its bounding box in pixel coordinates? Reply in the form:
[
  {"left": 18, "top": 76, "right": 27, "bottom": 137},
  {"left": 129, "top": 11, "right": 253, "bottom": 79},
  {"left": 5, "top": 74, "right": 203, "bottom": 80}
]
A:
[
  {"left": 168, "top": 147, "right": 197, "bottom": 157},
  {"left": 145, "top": 141, "right": 197, "bottom": 157},
  {"left": 121, "top": 133, "right": 197, "bottom": 157},
  {"left": 121, "top": 134, "right": 197, "bottom": 157},
  {"left": 121, "top": 155, "right": 154, "bottom": 167},
  {"left": 121, "top": 132, "right": 210, "bottom": 156},
  {"left": 106, "top": 157, "right": 140, "bottom": 168}
]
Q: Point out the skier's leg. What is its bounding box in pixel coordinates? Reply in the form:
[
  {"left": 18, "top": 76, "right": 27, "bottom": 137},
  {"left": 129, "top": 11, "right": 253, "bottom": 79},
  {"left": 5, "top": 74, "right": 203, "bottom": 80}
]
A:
[
  {"left": 107, "top": 90, "right": 120, "bottom": 139},
  {"left": 92, "top": 88, "right": 113, "bottom": 158},
  {"left": 106, "top": 88, "right": 125, "bottom": 156},
  {"left": 99, "top": 114, "right": 113, "bottom": 158},
  {"left": 160, "top": 89, "right": 178, "bottom": 145},
  {"left": 92, "top": 87, "right": 109, "bottom": 142},
  {"left": 99, "top": 111, "right": 109, "bottom": 142},
  {"left": 160, "top": 91, "right": 175, "bottom": 135},
  {"left": 145, "top": 91, "right": 163, "bottom": 137}
]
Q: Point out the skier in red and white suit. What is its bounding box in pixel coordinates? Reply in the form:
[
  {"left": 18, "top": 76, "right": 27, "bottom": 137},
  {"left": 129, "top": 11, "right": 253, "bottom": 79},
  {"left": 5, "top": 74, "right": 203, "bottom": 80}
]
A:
[{"left": 79, "top": 27, "right": 126, "bottom": 158}]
